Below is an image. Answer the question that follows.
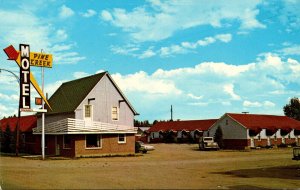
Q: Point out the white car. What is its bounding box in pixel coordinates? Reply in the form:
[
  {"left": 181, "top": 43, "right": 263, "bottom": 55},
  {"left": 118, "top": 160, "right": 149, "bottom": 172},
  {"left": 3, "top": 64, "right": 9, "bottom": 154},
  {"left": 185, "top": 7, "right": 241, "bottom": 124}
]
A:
[{"left": 136, "top": 141, "right": 155, "bottom": 153}]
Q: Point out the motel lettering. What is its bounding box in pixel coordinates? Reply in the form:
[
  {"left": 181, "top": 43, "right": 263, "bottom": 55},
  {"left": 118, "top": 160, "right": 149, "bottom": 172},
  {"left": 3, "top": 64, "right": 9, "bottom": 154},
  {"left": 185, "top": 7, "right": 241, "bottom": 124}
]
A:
[{"left": 20, "top": 44, "right": 31, "bottom": 109}]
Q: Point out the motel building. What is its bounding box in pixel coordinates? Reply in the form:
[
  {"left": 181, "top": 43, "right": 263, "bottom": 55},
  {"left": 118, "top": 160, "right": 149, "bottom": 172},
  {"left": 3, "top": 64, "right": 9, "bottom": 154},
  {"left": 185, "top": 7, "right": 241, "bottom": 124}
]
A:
[
  {"left": 148, "top": 113, "right": 300, "bottom": 149},
  {"left": 148, "top": 119, "right": 218, "bottom": 143},
  {"left": 32, "top": 72, "right": 139, "bottom": 157},
  {"left": 208, "top": 113, "right": 300, "bottom": 149}
]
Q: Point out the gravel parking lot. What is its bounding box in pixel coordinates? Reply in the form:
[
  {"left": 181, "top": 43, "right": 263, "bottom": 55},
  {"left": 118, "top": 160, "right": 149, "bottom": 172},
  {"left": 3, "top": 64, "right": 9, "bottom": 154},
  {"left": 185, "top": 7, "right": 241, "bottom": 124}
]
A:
[{"left": 1, "top": 143, "right": 299, "bottom": 189}]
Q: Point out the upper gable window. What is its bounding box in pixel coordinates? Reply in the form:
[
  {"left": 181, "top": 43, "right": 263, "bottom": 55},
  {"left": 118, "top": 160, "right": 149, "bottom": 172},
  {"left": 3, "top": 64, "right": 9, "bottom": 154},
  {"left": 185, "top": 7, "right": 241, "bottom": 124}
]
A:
[
  {"left": 85, "top": 105, "right": 92, "bottom": 118},
  {"left": 112, "top": 106, "right": 119, "bottom": 120}
]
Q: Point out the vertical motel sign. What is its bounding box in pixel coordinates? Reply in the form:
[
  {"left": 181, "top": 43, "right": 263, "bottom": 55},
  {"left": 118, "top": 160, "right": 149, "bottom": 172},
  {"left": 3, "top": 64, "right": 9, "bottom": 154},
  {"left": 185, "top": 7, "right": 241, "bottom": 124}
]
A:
[
  {"left": 20, "top": 44, "right": 31, "bottom": 109},
  {"left": 3, "top": 44, "right": 52, "bottom": 111}
]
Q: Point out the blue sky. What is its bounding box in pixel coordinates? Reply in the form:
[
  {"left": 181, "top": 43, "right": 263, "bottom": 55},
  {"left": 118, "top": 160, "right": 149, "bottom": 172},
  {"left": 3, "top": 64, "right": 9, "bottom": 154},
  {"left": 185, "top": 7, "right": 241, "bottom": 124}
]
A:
[{"left": 0, "top": 0, "right": 300, "bottom": 121}]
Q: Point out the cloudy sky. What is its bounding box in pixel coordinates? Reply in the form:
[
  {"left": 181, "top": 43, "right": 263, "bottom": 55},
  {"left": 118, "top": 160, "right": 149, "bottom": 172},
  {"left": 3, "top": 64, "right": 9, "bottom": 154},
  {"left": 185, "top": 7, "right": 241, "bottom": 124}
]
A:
[{"left": 0, "top": 0, "right": 300, "bottom": 121}]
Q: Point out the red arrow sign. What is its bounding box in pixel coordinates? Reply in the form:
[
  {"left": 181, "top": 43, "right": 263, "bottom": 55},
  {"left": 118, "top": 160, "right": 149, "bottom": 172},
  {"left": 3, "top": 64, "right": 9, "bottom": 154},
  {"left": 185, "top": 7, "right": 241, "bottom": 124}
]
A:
[{"left": 3, "top": 45, "right": 19, "bottom": 60}]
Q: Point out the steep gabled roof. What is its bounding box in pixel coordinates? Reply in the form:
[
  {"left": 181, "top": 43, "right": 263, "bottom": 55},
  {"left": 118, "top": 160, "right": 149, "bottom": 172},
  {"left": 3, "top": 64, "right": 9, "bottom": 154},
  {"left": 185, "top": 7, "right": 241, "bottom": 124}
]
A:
[
  {"left": 149, "top": 119, "right": 218, "bottom": 132},
  {"left": 46, "top": 72, "right": 106, "bottom": 114},
  {"left": 45, "top": 71, "right": 138, "bottom": 115},
  {"left": 0, "top": 115, "right": 37, "bottom": 132},
  {"left": 227, "top": 113, "right": 300, "bottom": 131}
]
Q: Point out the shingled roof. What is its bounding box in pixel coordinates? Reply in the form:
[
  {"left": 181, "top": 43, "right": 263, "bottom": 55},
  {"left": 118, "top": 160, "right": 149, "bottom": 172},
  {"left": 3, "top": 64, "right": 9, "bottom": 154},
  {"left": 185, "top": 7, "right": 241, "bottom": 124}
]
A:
[
  {"left": 227, "top": 113, "right": 300, "bottom": 131},
  {"left": 45, "top": 72, "right": 138, "bottom": 115},
  {"left": 149, "top": 119, "right": 218, "bottom": 132},
  {"left": 45, "top": 72, "right": 106, "bottom": 115},
  {"left": 0, "top": 115, "right": 37, "bottom": 132}
]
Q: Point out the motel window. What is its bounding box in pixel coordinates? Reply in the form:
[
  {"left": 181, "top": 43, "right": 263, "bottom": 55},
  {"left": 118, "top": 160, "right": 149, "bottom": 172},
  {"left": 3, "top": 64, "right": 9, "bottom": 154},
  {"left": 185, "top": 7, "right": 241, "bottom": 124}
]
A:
[
  {"left": 85, "top": 105, "right": 92, "bottom": 118},
  {"left": 63, "top": 135, "right": 71, "bottom": 149},
  {"left": 118, "top": 134, "right": 126, "bottom": 143},
  {"left": 112, "top": 106, "right": 119, "bottom": 120},
  {"left": 86, "top": 134, "right": 101, "bottom": 148}
]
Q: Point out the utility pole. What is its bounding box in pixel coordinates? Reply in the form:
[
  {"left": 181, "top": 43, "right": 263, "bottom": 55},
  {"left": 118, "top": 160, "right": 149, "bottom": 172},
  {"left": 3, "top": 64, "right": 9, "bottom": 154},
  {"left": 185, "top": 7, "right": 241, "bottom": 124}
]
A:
[{"left": 171, "top": 105, "right": 173, "bottom": 121}]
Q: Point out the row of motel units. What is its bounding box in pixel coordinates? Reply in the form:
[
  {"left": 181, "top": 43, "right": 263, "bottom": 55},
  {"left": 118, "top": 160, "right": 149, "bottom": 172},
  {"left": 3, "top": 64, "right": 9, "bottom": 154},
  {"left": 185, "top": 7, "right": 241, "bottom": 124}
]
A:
[
  {"left": 32, "top": 72, "right": 139, "bottom": 157},
  {"left": 148, "top": 119, "right": 218, "bottom": 143},
  {"left": 148, "top": 113, "right": 300, "bottom": 149}
]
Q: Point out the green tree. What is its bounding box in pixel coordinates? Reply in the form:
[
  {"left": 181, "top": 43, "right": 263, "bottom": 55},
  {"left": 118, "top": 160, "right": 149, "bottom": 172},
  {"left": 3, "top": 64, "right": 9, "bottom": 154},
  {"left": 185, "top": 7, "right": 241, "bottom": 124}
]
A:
[
  {"left": 214, "top": 126, "right": 224, "bottom": 149},
  {"left": 283, "top": 97, "right": 300, "bottom": 121},
  {"left": 3, "top": 124, "right": 12, "bottom": 152}
]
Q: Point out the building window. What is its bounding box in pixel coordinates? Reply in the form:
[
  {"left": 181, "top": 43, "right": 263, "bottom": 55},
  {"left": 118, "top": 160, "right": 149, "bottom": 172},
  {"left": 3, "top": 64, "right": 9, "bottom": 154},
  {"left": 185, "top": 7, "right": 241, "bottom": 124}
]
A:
[
  {"left": 85, "top": 105, "right": 92, "bottom": 118},
  {"left": 118, "top": 134, "right": 126, "bottom": 143},
  {"left": 274, "top": 134, "right": 277, "bottom": 141},
  {"left": 86, "top": 134, "right": 101, "bottom": 149},
  {"left": 288, "top": 134, "right": 291, "bottom": 140},
  {"left": 63, "top": 135, "right": 71, "bottom": 149},
  {"left": 112, "top": 106, "right": 119, "bottom": 120},
  {"left": 225, "top": 120, "right": 228, "bottom": 125}
]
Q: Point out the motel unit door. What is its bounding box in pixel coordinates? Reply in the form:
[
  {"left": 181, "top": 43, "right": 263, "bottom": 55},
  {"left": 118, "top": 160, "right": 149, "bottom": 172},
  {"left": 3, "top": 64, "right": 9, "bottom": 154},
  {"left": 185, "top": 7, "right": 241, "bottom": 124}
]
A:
[
  {"left": 250, "top": 137, "right": 255, "bottom": 148},
  {"left": 55, "top": 136, "right": 60, "bottom": 156}
]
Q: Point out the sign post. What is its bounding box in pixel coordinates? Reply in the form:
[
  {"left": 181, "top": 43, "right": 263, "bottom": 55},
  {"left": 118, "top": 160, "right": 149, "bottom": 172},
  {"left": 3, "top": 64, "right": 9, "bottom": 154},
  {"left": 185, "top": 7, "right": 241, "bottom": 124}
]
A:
[{"left": 3, "top": 44, "right": 52, "bottom": 160}]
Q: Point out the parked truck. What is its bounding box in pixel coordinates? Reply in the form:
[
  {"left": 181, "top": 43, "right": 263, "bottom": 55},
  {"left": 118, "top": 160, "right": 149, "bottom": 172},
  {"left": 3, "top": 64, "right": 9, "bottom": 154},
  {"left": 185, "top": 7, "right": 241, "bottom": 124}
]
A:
[{"left": 199, "top": 137, "right": 220, "bottom": 150}]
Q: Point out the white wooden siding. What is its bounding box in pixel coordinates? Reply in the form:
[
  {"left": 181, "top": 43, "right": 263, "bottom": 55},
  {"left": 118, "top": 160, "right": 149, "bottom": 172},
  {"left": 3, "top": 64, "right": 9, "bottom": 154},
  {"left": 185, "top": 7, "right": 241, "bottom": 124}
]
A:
[{"left": 75, "top": 75, "right": 134, "bottom": 127}]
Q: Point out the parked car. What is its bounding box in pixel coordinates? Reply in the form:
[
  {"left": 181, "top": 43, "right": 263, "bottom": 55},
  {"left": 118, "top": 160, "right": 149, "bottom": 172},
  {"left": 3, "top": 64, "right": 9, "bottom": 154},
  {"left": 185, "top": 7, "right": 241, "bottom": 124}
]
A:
[
  {"left": 199, "top": 137, "right": 219, "bottom": 150},
  {"left": 292, "top": 147, "right": 300, "bottom": 160},
  {"left": 135, "top": 141, "right": 155, "bottom": 153}
]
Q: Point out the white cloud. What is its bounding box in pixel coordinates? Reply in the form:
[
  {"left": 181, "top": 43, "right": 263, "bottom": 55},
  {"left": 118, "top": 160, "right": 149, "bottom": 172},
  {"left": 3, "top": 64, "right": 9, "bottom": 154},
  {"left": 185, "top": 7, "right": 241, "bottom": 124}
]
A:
[
  {"left": 243, "top": 100, "right": 276, "bottom": 108},
  {"left": 45, "top": 80, "right": 65, "bottom": 97},
  {"left": 243, "top": 100, "right": 261, "bottom": 107},
  {"left": 59, "top": 5, "right": 75, "bottom": 19},
  {"left": 112, "top": 71, "right": 182, "bottom": 95},
  {"left": 101, "top": 10, "right": 113, "bottom": 21},
  {"left": 138, "top": 49, "right": 156, "bottom": 59},
  {"left": 279, "top": 45, "right": 300, "bottom": 56},
  {"left": 215, "top": 34, "right": 232, "bottom": 43},
  {"left": 112, "top": 33, "right": 232, "bottom": 58},
  {"left": 81, "top": 9, "right": 97, "bottom": 18},
  {"left": 264, "top": 101, "right": 275, "bottom": 107},
  {"left": 187, "top": 93, "right": 203, "bottom": 100},
  {"left": 55, "top": 29, "right": 68, "bottom": 41},
  {"left": 110, "top": 54, "right": 300, "bottom": 120},
  {"left": 223, "top": 84, "right": 241, "bottom": 100},
  {"left": 101, "top": 0, "right": 264, "bottom": 42},
  {"left": 73, "top": 72, "right": 89, "bottom": 79}
]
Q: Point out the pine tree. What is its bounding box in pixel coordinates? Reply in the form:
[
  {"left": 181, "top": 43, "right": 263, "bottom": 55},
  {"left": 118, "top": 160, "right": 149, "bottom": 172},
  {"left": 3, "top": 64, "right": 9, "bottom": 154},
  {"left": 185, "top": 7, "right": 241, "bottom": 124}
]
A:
[
  {"left": 3, "top": 124, "right": 12, "bottom": 152},
  {"left": 283, "top": 97, "right": 300, "bottom": 121},
  {"left": 214, "top": 126, "right": 224, "bottom": 149}
]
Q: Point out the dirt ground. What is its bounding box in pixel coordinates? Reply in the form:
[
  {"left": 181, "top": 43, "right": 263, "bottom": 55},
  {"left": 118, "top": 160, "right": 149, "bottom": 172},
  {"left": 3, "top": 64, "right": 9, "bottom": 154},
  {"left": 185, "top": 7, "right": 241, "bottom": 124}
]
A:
[{"left": 0, "top": 144, "right": 299, "bottom": 189}]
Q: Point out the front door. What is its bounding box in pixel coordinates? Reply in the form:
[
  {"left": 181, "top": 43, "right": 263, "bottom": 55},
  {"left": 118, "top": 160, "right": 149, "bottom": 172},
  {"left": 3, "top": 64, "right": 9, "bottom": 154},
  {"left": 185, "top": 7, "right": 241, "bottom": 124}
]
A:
[{"left": 55, "top": 136, "right": 60, "bottom": 156}]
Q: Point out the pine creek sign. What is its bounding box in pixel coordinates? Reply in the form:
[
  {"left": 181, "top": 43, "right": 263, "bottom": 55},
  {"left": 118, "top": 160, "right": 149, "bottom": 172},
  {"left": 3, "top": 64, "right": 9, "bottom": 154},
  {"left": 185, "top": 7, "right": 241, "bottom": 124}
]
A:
[{"left": 3, "top": 44, "right": 52, "bottom": 111}]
